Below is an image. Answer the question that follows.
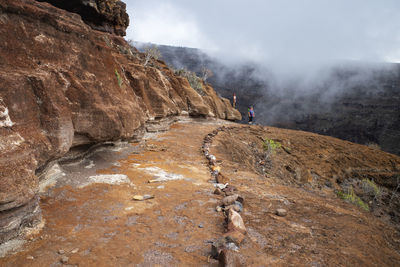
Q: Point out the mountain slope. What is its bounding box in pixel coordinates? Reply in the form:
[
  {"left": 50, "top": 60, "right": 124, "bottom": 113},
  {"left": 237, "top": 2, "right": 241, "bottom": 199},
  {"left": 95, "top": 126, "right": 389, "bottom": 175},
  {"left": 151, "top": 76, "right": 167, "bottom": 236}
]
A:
[{"left": 151, "top": 43, "right": 400, "bottom": 156}]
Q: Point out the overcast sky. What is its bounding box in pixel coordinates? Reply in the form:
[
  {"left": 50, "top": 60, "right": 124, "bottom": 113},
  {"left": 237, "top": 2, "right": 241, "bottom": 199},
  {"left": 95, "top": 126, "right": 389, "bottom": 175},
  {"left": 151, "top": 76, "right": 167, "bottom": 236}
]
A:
[{"left": 125, "top": 0, "right": 400, "bottom": 66}]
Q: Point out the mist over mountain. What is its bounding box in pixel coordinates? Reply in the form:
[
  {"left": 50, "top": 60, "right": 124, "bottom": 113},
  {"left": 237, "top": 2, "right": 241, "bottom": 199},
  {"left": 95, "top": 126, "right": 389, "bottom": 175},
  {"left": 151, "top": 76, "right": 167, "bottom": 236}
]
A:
[{"left": 133, "top": 42, "right": 400, "bottom": 155}]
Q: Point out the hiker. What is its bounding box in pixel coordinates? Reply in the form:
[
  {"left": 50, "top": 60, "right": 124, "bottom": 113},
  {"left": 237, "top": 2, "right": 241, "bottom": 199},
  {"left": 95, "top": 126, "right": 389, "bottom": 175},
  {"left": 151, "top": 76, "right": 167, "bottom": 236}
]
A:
[
  {"left": 232, "top": 93, "right": 237, "bottom": 108},
  {"left": 248, "top": 106, "right": 255, "bottom": 124}
]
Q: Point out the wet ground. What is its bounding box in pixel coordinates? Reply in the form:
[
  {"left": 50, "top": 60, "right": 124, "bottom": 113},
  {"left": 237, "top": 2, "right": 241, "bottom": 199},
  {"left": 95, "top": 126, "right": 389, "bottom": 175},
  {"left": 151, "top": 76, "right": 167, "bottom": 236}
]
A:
[{"left": 0, "top": 119, "right": 232, "bottom": 266}]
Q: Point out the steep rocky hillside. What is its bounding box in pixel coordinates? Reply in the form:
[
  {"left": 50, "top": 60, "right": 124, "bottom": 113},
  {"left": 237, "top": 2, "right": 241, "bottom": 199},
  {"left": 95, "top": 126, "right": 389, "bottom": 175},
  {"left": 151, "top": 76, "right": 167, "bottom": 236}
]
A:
[
  {"left": 152, "top": 44, "right": 400, "bottom": 156},
  {"left": 0, "top": 0, "right": 240, "bottom": 244}
]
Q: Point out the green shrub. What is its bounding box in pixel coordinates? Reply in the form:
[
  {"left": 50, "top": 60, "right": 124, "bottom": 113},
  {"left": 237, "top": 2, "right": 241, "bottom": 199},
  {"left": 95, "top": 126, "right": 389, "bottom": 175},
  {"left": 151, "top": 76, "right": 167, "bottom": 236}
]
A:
[
  {"left": 115, "top": 69, "right": 122, "bottom": 87},
  {"left": 262, "top": 138, "right": 282, "bottom": 153},
  {"left": 337, "top": 186, "right": 370, "bottom": 211}
]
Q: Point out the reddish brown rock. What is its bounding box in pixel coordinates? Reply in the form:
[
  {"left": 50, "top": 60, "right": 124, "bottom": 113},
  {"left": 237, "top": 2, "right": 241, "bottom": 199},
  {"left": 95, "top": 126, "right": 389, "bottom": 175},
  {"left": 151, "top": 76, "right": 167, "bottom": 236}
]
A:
[
  {"left": 222, "top": 185, "right": 238, "bottom": 196},
  {"left": 214, "top": 188, "right": 223, "bottom": 195},
  {"left": 223, "top": 230, "right": 246, "bottom": 246},
  {"left": 222, "top": 194, "right": 239, "bottom": 206},
  {"left": 218, "top": 249, "right": 242, "bottom": 267},
  {"left": 0, "top": 0, "right": 239, "bottom": 243},
  {"left": 217, "top": 172, "right": 230, "bottom": 184}
]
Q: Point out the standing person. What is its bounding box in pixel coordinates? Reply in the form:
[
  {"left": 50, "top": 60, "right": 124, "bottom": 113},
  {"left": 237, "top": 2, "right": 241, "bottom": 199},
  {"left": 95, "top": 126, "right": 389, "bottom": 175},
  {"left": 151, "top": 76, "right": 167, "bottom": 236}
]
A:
[
  {"left": 248, "top": 106, "right": 255, "bottom": 124},
  {"left": 232, "top": 92, "right": 237, "bottom": 108}
]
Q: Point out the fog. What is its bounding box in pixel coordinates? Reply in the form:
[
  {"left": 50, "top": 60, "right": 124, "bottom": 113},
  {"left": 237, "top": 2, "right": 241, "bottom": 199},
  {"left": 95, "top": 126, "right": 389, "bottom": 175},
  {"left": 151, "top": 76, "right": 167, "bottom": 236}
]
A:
[
  {"left": 125, "top": 0, "right": 400, "bottom": 102},
  {"left": 125, "top": 0, "right": 400, "bottom": 66}
]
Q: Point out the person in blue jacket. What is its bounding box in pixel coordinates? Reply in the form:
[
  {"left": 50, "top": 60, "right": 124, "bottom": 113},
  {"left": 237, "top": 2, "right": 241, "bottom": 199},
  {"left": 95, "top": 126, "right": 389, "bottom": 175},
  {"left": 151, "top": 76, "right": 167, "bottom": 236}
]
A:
[{"left": 248, "top": 106, "right": 255, "bottom": 124}]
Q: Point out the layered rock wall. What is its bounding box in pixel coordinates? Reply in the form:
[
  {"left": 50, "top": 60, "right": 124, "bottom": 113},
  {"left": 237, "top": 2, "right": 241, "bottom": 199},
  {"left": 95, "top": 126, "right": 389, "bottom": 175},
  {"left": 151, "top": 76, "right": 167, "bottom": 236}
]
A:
[{"left": 0, "top": 0, "right": 240, "bottom": 243}]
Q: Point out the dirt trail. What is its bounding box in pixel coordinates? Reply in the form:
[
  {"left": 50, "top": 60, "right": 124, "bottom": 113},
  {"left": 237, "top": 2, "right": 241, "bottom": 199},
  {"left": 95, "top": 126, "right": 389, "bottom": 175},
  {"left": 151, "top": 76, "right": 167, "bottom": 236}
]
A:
[
  {"left": 1, "top": 120, "right": 399, "bottom": 266},
  {"left": 0, "top": 119, "right": 233, "bottom": 266}
]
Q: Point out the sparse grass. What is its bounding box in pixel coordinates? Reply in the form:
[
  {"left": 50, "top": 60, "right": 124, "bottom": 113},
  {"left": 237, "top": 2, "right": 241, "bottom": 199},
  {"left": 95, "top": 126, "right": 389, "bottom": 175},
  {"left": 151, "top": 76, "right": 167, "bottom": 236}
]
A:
[
  {"left": 337, "top": 186, "right": 370, "bottom": 211},
  {"left": 262, "top": 138, "right": 282, "bottom": 154},
  {"left": 115, "top": 69, "right": 122, "bottom": 87},
  {"left": 389, "top": 174, "right": 400, "bottom": 206},
  {"left": 361, "top": 178, "right": 381, "bottom": 199},
  {"left": 366, "top": 142, "right": 381, "bottom": 150}
]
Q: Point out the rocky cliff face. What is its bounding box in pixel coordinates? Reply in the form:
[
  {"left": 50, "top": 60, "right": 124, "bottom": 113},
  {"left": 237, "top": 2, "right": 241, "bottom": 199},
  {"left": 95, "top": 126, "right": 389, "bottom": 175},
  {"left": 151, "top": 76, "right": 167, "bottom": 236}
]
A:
[{"left": 0, "top": 0, "right": 240, "bottom": 243}]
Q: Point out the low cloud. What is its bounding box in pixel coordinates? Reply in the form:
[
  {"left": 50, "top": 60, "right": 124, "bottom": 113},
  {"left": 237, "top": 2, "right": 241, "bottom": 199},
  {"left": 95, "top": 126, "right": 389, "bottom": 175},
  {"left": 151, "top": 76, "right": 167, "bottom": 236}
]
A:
[
  {"left": 125, "top": 1, "right": 215, "bottom": 49},
  {"left": 125, "top": 0, "right": 400, "bottom": 66}
]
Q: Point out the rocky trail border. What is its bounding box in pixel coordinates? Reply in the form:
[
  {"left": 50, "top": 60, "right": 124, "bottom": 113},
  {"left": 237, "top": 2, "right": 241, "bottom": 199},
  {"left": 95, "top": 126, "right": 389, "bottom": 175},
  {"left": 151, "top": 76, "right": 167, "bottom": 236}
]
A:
[{"left": 202, "top": 126, "right": 248, "bottom": 266}]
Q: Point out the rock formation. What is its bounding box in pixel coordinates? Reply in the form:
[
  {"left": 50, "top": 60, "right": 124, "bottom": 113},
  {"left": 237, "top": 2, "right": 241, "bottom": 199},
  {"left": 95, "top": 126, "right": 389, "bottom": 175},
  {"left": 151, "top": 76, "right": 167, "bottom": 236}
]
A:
[
  {"left": 0, "top": 0, "right": 240, "bottom": 243},
  {"left": 36, "top": 0, "right": 130, "bottom": 36}
]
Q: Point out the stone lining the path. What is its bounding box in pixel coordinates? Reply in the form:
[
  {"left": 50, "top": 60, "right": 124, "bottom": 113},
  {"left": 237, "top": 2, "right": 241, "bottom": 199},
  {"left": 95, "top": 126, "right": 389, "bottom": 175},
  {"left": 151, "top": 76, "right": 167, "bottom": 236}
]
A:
[{"left": 202, "top": 126, "right": 246, "bottom": 266}]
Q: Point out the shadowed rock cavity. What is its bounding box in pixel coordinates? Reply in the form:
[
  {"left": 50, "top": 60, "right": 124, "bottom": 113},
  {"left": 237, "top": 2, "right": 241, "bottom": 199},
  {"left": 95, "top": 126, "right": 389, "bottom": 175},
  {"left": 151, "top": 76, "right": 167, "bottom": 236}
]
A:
[{"left": 36, "top": 0, "right": 129, "bottom": 36}]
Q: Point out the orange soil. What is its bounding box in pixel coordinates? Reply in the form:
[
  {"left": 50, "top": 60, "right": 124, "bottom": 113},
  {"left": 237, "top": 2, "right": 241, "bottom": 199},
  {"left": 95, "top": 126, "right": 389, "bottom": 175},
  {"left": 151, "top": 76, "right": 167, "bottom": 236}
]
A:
[{"left": 1, "top": 121, "right": 399, "bottom": 266}]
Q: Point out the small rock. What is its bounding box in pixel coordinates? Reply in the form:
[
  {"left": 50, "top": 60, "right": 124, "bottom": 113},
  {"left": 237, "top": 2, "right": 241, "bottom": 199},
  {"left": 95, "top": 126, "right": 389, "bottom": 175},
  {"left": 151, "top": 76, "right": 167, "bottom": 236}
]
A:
[
  {"left": 216, "top": 206, "right": 223, "bottom": 212},
  {"left": 60, "top": 256, "right": 69, "bottom": 264},
  {"left": 207, "top": 154, "right": 216, "bottom": 161},
  {"left": 132, "top": 194, "right": 154, "bottom": 201},
  {"left": 58, "top": 249, "right": 65, "bottom": 255},
  {"left": 222, "top": 194, "right": 239, "bottom": 206},
  {"left": 198, "top": 223, "right": 204, "bottom": 228},
  {"left": 71, "top": 248, "right": 79, "bottom": 254},
  {"left": 224, "top": 230, "right": 246, "bottom": 245},
  {"left": 225, "top": 201, "right": 243, "bottom": 213},
  {"left": 216, "top": 183, "right": 227, "bottom": 190},
  {"left": 211, "top": 238, "right": 237, "bottom": 259},
  {"left": 227, "top": 208, "right": 246, "bottom": 235},
  {"left": 276, "top": 208, "right": 287, "bottom": 217},
  {"left": 236, "top": 196, "right": 244, "bottom": 204},
  {"left": 211, "top": 170, "right": 219, "bottom": 178},
  {"left": 211, "top": 237, "right": 240, "bottom": 260},
  {"left": 218, "top": 249, "right": 242, "bottom": 267},
  {"left": 211, "top": 165, "right": 221, "bottom": 172},
  {"left": 225, "top": 242, "right": 239, "bottom": 252},
  {"left": 224, "top": 204, "right": 240, "bottom": 213},
  {"left": 222, "top": 185, "right": 237, "bottom": 196},
  {"left": 26, "top": 255, "right": 34, "bottom": 260},
  {"left": 211, "top": 240, "right": 223, "bottom": 259},
  {"left": 214, "top": 188, "right": 223, "bottom": 195},
  {"left": 216, "top": 172, "right": 229, "bottom": 184}
]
